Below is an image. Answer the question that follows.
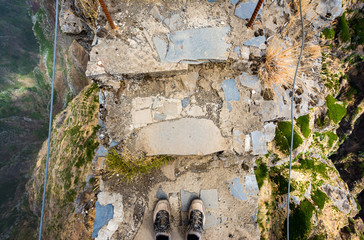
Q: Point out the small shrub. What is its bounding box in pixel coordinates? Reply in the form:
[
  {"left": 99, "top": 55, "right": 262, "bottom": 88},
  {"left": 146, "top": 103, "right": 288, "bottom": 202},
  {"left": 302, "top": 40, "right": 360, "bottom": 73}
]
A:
[
  {"left": 254, "top": 158, "right": 268, "bottom": 189},
  {"left": 322, "top": 28, "right": 335, "bottom": 39},
  {"left": 274, "top": 121, "right": 303, "bottom": 155},
  {"left": 284, "top": 199, "right": 315, "bottom": 240},
  {"left": 338, "top": 12, "right": 351, "bottom": 43},
  {"left": 326, "top": 95, "right": 347, "bottom": 124},
  {"left": 296, "top": 115, "right": 310, "bottom": 138},
  {"left": 311, "top": 189, "right": 328, "bottom": 210},
  {"left": 106, "top": 149, "right": 172, "bottom": 181}
]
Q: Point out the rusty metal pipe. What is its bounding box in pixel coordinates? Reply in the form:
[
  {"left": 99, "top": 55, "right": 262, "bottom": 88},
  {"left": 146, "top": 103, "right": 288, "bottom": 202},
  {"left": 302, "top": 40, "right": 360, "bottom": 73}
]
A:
[
  {"left": 247, "top": 0, "right": 264, "bottom": 28},
  {"left": 98, "top": 0, "right": 118, "bottom": 30}
]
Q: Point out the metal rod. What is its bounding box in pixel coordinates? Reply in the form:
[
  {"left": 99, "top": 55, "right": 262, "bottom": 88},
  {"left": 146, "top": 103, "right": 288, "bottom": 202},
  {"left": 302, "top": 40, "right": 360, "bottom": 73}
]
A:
[
  {"left": 98, "top": 0, "right": 118, "bottom": 30},
  {"left": 247, "top": 0, "right": 264, "bottom": 28}
]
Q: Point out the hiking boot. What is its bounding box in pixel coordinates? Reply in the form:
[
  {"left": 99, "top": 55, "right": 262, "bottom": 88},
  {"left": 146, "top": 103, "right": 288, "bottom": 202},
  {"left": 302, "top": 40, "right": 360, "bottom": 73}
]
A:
[
  {"left": 153, "top": 199, "right": 171, "bottom": 240},
  {"left": 186, "top": 199, "right": 205, "bottom": 240}
]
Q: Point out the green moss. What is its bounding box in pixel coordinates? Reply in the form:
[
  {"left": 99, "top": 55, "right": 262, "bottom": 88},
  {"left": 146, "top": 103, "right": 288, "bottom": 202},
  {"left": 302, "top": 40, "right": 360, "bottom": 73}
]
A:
[
  {"left": 311, "top": 189, "right": 328, "bottom": 210},
  {"left": 254, "top": 158, "right": 268, "bottom": 189},
  {"left": 296, "top": 115, "right": 310, "bottom": 138},
  {"left": 338, "top": 12, "right": 351, "bottom": 43},
  {"left": 326, "top": 131, "right": 338, "bottom": 148},
  {"left": 284, "top": 199, "right": 315, "bottom": 240},
  {"left": 274, "top": 121, "right": 303, "bottom": 155},
  {"left": 349, "top": 11, "right": 364, "bottom": 45},
  {"left": 312, "top": 233, "right": 327, "bottom": 240},
  {"left": 322, "top": 28, "right": 335, "bottom": 39},
  {"left": 269, "top": 167, "right": 295, "bottom": 194},
  {"left": 293, "top": 158, "right": 329, "bottom": 179},
  {"left": 106, "top": 149, "right": 173, "bottom": 181},
  {"left": 326, "top": 95, "right": 347, "bottom": 124}
]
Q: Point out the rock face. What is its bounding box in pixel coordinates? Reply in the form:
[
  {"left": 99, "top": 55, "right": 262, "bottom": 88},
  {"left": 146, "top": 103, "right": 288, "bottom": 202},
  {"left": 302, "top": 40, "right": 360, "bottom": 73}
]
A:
[{"left": 135, "top": 118, "right": 228, "bottom": 156}]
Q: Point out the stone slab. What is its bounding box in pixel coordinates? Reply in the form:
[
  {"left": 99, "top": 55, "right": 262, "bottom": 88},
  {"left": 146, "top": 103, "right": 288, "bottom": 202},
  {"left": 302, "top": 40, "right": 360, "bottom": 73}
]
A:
[
  {"left": 243, "top": 36, "right": 266, "bottom": 49},
  {"left": 205, "top": 212, "right": 218, "bottom": 229},
  {"left": 96, "top": 145, "right": 108, "bottom": 157},
  {"left": 235, "top": 0, "right": 263, "bottom": 20},
  {"left": 239, "top": 73, "right": 261, "bottom": 92},
  {"left": 86, "top": 39, "right": 188, "bottom": 77},
  {"left": 229, "top": 177, "right": 247, "bottom": 201},
  {"left": 251, "top": 131, "right": 268, "bottom": 155},
  {"left": 153, "top": 26, "right": 231, "bottom": 63},
  {"left": 200, "top": 189, "right": 218, "bottom": 209},
  {"left": 156, "top": 187, "right": 168, "bottom": 199},
  {"left": 181, "top": 189, "right": 199, "bottom": 212},
  {"left": 92, "top": 202, "right": 114, "bottom": 238},
  {"left": 135, "top": 118, "right": 228, "bottom": 156},
  {"left": 244, "top": 175, "right": 259, "bottom": 196},
  {"left": 221, "top": 79, "right": 241, "bottom": 112}
]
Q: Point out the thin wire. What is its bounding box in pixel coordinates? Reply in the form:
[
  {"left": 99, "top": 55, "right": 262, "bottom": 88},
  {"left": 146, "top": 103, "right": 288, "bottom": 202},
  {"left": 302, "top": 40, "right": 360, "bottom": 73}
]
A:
[
  {"left": 38, "top": 0, "right": 59, "bottom": 239},
  {"left": 286, "top": 0, "right": 305, "bottom": 239}
]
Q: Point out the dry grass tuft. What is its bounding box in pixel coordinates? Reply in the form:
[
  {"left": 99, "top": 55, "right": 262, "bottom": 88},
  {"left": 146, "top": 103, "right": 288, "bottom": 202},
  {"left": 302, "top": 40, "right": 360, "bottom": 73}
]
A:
[
  {"left": 258, "top": 37, "right": 298, "bottom": 88},
  {"left": 74, "top": 0, "right": 99, "bottom": 31}
]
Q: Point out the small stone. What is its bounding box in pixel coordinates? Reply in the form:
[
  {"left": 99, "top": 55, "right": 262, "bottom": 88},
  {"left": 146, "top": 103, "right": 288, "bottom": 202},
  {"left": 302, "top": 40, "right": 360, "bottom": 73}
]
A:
[
  {"left": 221, "top": 79, "right": 241, "bottom": 112},
  {"left": 264, "top": 122, "right": 276, "bottom": 143},
  {"left": 251, "top": 131, "right": 267, "bottom": 155},
  {"left": 200, "top": 189, "right": 218, "bottom": 209}
]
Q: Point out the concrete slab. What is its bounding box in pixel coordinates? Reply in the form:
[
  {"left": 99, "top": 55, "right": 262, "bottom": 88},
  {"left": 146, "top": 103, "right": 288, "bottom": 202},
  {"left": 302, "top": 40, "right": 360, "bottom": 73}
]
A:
[
  {"left": 251, "top": 131, "right": 268, "bottom": 155},
  {"left": 244, "top": 175, "right": 259, "bottom": 196},
  {"left": 92, "top": 202, "right": 114, "bottom": 238},
  {"left": 153, "top": 27, "right": 231, "bottom": 63},
  {"left": 200, "top": 189, "right": 218, "bottom": 209},
  {"left": 229, "top": 177, "right": 247, "bottom": 201},
  {"left": 86, "top": 40, "right": 188, "bottom": 77},
  {"left": 221, "top": 79, "right": 241, "bottom": 112},
  {"left": 181, "top": 189, "right": 199, "bottom": 212},
  {"left": 205, "top": 212, "right": 218, "bottom": 229},
  {"left": 235, "top": 0, "right": 263, "bottom": 20},
  {"left": 135, "top": 118, "right": 228, "bottom": 156}
]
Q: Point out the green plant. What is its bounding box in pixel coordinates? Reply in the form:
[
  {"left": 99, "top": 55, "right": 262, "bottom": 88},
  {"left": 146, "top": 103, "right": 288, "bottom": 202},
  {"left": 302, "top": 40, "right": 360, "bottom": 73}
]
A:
[
  {"left": 296, "top": 114, "right": 310, "bottom": 138},
  {"left": 322, "top": 28, "right": 335, "bottom": 39},
  {"left": 326, "top": 95, "right": 347, "bottom": 124},
  {"left": 274, "top": 121, "right": 303, "bottom": 155},
  {"left": 284, "top": 199, "right": 315, "bottom": 240},
  {"left": 311, "top": 189, "right": 328, "bottom": 210},
  {"left": 338, "top": 12, "right": 351, "bottom": 42},
  {"left": 255, "top": 158, "right": 268, "bottom": 189},
  {"left": 106, "top": 149, "right": 172, "bottom": 181}
]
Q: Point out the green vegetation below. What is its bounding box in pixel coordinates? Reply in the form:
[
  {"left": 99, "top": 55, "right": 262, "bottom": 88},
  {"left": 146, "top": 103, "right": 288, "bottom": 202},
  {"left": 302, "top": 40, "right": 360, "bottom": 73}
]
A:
[
  {"left": 254, "top": 158, "right": 268, "bottom": 189},
  {"left": 338, "top": 12, "right": 351, "bottom": 42},
  {"left": 311, "top": 189, "right": 328, "bottom": 210},
  {"left": 274, "top": 121, "right": 303, "bottom": 155},
  {"left": 296, "top": 115, "right": 310, "bottom": 138},
  {"left": 284, "top": 199, "right": 315, "bottom": 240},
  {"left": 348, "top": 10, "right": 364, "bottom": 45},
  {"left": 322, "top": 28, "right": 335, "bottom": 39},
  {"left": 107, "top": 149, "right": 173, "bottom": 181},
  {"left": 326, "top": 95, "right": 347, "bottom": 124},
  {"left": 293, "top": 158, "right": 330, "bottom": 180}
]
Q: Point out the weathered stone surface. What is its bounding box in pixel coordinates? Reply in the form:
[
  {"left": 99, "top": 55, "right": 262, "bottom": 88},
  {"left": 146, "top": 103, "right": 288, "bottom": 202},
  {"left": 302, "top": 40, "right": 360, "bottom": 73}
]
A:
[
  {"left": 229, "top": 177, "right": 247, "bottom": 201},
  {"left": 235, "top": 0, "right": 263, "bottom": 20},
  {"left": 251, "top": 131, "right": 267, "bottom": 155},
  {"left": 221, "top": 79, "right": 241, "bottom": 112},
  {"left": 67, "top": 40, "right": 90, "bottom": 93},
  {"left": 86, "top": 40, "right": 188, "bottom": 77},
  {"left": 244, "top": 175, "right": 259, "bottom": 196},
  {"left": 243, "top": 36, "right": 266, "bottom": 49},
  {"left": 59, "top": 1, "right": 87, "bottom": 34},
  {"left": 132, "top": 109, "right": 153, "bottom": 128},
  {"left": 94, "top": 192, "right": 124, "bottom": 240},
  {"left": 200, "top": 189, "right": 218, "bottom": 209},
  {"left": 205, "top": 212, "right": 218, "bottom": 229},
  {"left": 238, "top": 73, "right": 261, "bottom": 92},
  {"left": 233, "top": 128, "right": 245, "bottom": 155},
  {"left": 264, "top": 122, "right": 276, "bottom": 143},
  {"left": 153, "top": 27, "right": 231, "bottom": 63},
  {"left": 92, "top": 202, "right": 114, "bottom": 238},
  {"left": 316, "top": 0, "right": 342, "bottom": 20},
  {"left": 181, "top": 189, "right": 199, "bottom": 211},
  {"left": 322, "top": 184, "right": 357, "bottom": 214},
  {"left": 135, "top": 118, "right": 228, "bottom": 156}
]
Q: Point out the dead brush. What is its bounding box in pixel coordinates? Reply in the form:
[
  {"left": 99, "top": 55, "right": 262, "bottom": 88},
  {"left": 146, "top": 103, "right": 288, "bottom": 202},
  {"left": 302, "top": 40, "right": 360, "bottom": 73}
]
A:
[
  {"left": 106, "top": 148, "right": 173, "bottom": 181},
  {"left": 74, "top": 0, "right": 99, "bottom": 31}
]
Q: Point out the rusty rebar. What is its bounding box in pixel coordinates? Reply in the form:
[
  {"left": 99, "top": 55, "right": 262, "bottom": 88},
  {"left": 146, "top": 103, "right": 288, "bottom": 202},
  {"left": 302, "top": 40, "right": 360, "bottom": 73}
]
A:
[
  {"left": 247, "top": 0, "right": 264, "bottom": 28},
  {"left": 98, "top": 0, "right": 118, "bottom": 30}
]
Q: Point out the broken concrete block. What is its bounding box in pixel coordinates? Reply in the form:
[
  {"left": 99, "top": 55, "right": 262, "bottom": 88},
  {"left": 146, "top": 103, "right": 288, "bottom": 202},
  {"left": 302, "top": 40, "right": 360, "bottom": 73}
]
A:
[
  {"left": 135, "top": 118, "right": 228, "bottom": 156},
  {"left": 244, "top": 175, "right": 259, "bottom": 196},
  {"left": 264, "top": 122, "right": 276, "bottom": 142},
  {"left": 200, "top": 189, "right": 218, "bottom": 209},
  {"left": 233, "top": 128, "right": 245, "bottom": 155},
  {"left": 181, "top": 189, "right": 199, "bottom": 211},
  {"left": 221, "top": 79, "right": 241, "bottom": 112},
  {"left": 153, "top": 26, "right": 231, "bottom": 63},
  {"left": 251, "top": 131, "right": 267, "bottom": 155},
  {"left": 86, "top": 39, "right": 188, "bottom": 77},
  {"left": 132, "top": 109, "right": 153, "bottom": 128},
  {"left": 238, "top": 73, "right": 261, "bottom": 92},
  {"left": 205, "top": 212, "right": 218, "bottom": 229},
  {"left": 92, "top": 202, "right": 114, "bottom": 238},
  {"left": 235, "top": 0, "right": 263, "bottom": 20},
  {"left": 229, "top": 177, "right": 247, "bottom": 201},
  {"left": 243, "top": 36, "right": 266, "bottom": 49}
]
